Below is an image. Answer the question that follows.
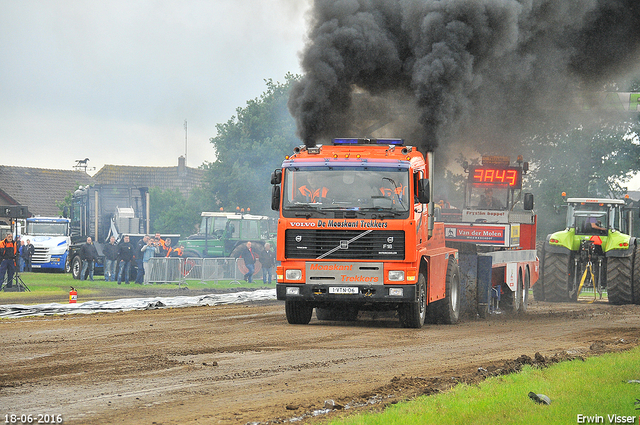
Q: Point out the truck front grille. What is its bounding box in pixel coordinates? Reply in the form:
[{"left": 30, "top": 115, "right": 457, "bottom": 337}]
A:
[{"left": 285, "top": 229, "right": 405, "bottom": 260}]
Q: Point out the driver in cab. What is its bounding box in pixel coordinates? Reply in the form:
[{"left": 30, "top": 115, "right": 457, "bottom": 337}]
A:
[
  {"left": 297, "top": 174, "right": 328, "bottom": 203},
  {"left": 478, "top": 188, "right": 503, "bottom": 210}
]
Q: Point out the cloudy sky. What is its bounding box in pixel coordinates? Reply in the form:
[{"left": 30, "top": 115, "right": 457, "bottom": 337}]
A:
[{"left": 0, "top": 0, "right": 310, "bottom": 173}]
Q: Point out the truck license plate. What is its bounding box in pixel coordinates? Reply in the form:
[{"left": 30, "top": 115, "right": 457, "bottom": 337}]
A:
[{"left": 329, "top": 287, "right": 358, "bottom": 294}]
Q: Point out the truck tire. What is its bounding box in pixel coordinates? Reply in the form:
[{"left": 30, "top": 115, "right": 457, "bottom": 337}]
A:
[
  {"left": 633, "top": 245, "right": 640, "bottom": 305},
  {"left": 398, "top": 272, "right": 427, "bottom": 328},
  {"left": 426, "top": 256, "right": 461, "bottom": 325},
  {"left": 543, "top": 251, "right": 575, "bottom": 302},
  {"left": 533, "top": 241, "right": 545, "bottom": 301},
  {"left": 285, "top": 300, "right": 313, "bottom": 325},
  {"left": 607, "top": 255, "right": 634, "bottom": 305},
  {"left": 316, "top": 307, "right": 358, "bottom": 321},
  {"left": 518, "top": 268, "right": 530, "bottom": 314},
  {"left": 71, "top": 256, "right": 82, "bottom": 280},
  {"left": 501, "top": 270, "right": 522, "bottom": 314}
]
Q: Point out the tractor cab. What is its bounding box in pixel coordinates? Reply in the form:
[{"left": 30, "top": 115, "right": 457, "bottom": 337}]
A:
[{"left": 566, "top": 198, "right": 631, "bottom": 238}]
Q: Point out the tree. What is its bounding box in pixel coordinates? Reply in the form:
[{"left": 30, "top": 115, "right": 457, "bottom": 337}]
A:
[
  {"left": 522, "top": 119, "right": 640, "bottom": 238},
  {"left": 149, "top": 188, "right": 201, "bottom": 238},
  {"left": 203, "top": 74, "right": 301, "bottom": 215}
]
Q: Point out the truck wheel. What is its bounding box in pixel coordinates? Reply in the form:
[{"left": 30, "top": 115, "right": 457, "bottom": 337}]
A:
[
  {"left": 316, "top": 307, "right": 358, "bottom": 321},
  {"left": 543, "top": 251, "right": 574, "bottom": 302},
  {"left": 501, "top": 270, "right": 522, "bottom": 314},
  {"left": 398, "top": 272, "right": 427, "bottom": 328},
  {"left": 285, "top": 300, "right": 313, "bottom": 325},
  {"left": 607, "top": 255, "right": 634, "bottom": 305},
  {"left": 518, "top": 268, "right": 530, "bottom": 314},
  {"left": 533, "top": 241, "right": 545, "bottom": 301},
  {"left": 633, "top": 245, "right": 640, "bottom": 305},
  {"left": 71, "top": 256, "right": 82, "bottom": 280},
  {"left": 427, "top": 256, "right": 461, "bottom": 325}
]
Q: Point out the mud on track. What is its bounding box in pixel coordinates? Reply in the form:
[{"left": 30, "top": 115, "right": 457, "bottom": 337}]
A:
[{"left": 1, "top": 300, "right": 639, "bottom": 424}]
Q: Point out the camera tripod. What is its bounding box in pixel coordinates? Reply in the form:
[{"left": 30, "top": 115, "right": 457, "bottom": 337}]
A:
[{"left": 2, "top": 266, "right": 30, "bottom": 292}]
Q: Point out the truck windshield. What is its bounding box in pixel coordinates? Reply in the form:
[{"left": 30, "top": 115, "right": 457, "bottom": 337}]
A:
[
  {"left": 26, "top": 222, "right": 68, "bottom": 236},
  {"left": 282, "top": 167, "right": 410, "bottom": 213},
  {"left": 467, "top": 186, "right": 508, "bottom": 210}
]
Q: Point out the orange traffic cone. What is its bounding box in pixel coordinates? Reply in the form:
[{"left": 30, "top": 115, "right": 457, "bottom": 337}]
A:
[{"left": 69, "top": 287, "right": 77, "bottom": 304}]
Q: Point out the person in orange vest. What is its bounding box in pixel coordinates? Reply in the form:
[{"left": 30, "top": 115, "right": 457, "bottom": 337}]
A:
[
  {"left": 297, "top": 174, "right": 329, "bottom": 203},
  {"left": 0, "top": 232, "right": 18, "bottom": 288},
  {"left": 167, "top": 245, "right": 183, "bottom": 258}
]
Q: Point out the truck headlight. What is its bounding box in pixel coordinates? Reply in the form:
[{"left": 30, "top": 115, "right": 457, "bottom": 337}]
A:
[
  {"left": 286, "top": 287, "right": 300, "bottom": 295},
  {"left": 388, "top": 270, "right": 405, "bottom": 281},
  {"left": 285, "top": 269, "right": 302, "bottom": 280},
  {"left": 389, "top": 287, "right": 404, "bottom": 297}
]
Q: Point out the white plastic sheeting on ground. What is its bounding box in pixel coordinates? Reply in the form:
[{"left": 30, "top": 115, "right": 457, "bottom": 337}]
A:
[{"left": 0, "top": 289, "right": 277, "bottom": 319}]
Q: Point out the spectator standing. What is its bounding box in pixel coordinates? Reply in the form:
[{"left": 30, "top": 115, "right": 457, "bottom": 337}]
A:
[
  {"left": 134, "top": 235, "right": 149, "bottom": 284},
  {"left": 23, "top": 239, "right": 34, "bottom": 272},
  {"left": 79, "top": 237, "right": 98, "bottom": 281},
  {"left": 141, "top": 237, "right": 158, "bottom": 284},
  {"left": 117, "top": 235, "right": 134, "bottom": 284},
  {"left": 237, "top": 241, "right": 256, "bottom": 283},
  {"left": 18, "top": 239, "right": 25, "bottom": 272},
  {"left": 0, "top": 232, "right": 18, "bottom": 288},
  {"left": 103, "top": 236, "right": 118, "bottom": 282},
  {"left": 259, "top": 243, "right": 275, "bottom": 284}
]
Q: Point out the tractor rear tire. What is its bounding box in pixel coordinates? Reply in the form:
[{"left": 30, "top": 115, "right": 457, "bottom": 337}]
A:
[
  {"left": 543, "top": 251, "right": 575, "bottom": 302},
  {"left": 425, "top": 256, "right": 461, "bottom": 325},
  {"left": 285, "top": 300, "right": 313, "bottom": 324},
  {"left": 607, "top": 255, "right": 634, "bottom": 305},
  {"left": 633, "top": 245, "right": 640, "bottom": 305},
  {"left": 399, "top": 273, "right": 427, "bottom": 328},
  {"left": 533, "top": 241, "right": 545, "bottom": 301}
]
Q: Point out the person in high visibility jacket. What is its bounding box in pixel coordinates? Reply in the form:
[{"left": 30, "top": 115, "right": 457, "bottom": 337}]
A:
[
  {"left": 0, "top": 232, "right": 18, "bottom": 288},
  {"left": 297, "top": 174, "right": 329, "bottom": 203},
  {"left": 167, "top": 245, "right": 183, "bottom": 257}
]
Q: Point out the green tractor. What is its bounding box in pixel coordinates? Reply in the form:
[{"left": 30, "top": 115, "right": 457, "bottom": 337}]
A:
[
  {"left": 537, "top": 196, "right": 639, "bottom": 304},
  {"left": 179, "top": 211, "right": 277, "bottom": 259}
]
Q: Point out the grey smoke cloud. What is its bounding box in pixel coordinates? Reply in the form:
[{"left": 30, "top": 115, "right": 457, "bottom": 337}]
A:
[{"left": 289, "top": 0, "right": 640, "bottom": 153}]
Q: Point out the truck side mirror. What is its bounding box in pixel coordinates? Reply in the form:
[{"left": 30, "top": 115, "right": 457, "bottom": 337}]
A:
[
  {"left": 271, "top": 169, "right": 282, "bottom": 185},
  {"left": 63, "top": 206, "right": 69, "bottom": 218},
  {"left": 271, "top": 185, "right": 281, "bottom": 211},
  {"left": 524, "top": 193, "right": 534, "bottom": 210},
  {"left": 417, "top": 179, "right": 430, "bottom": 204}
]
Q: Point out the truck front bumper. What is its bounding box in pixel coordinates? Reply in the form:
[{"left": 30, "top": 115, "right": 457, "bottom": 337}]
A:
[{"left": 276, "top": 283, "right": 417, "bottom": 305}]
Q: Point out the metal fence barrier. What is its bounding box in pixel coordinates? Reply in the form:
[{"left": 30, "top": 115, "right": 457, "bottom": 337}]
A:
[{"left": 146, "top": 257, "right": 265, "bottom": 285}]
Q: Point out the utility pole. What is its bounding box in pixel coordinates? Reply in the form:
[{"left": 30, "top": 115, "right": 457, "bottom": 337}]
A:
[{"left": 184, "top": 119, "right": 188, "bottom": 167}]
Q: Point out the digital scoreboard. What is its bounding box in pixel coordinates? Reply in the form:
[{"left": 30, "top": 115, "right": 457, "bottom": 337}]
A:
[{"left": 469, "top": 166, "right": 522, "bottom": 189}]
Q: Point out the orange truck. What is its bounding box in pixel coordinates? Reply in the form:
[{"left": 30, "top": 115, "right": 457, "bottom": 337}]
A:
[{"left": 270, "top": 138, "right": 460, "bottom": 328}]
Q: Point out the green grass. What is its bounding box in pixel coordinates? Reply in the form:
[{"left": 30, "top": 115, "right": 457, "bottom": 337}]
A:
[
  {"left": 0, "top": 271, "right": 273, "bottom": 305},
  {"left": 325, "top": 346, "right": 640, "bottom": 425}
]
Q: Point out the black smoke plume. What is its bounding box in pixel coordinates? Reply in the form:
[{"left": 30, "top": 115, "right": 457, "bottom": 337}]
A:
[{"left": 288, "top": 0, "right": 640, "bottom": 153}]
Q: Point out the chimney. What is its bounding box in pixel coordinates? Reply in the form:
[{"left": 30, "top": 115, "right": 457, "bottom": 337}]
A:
[{"left": 178, "top": 156, "right": 186, "bottom": 176}]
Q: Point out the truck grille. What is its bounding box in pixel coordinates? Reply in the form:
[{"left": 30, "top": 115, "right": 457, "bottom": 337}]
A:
[
  {"left": 285, "top": 229, "right": 405, "bottom": 260},
  {"left": 32, "top": 247, "right": 50, "bottom": 263}
]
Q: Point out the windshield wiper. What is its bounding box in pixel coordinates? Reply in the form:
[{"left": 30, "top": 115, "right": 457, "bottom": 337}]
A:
[{"left": 285, "top": 204, "right": 327, "bottom": 217}]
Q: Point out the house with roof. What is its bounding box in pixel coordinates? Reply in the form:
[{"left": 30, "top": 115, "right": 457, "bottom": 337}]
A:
[
  {"left": 93, "top": 156, "right": 204, "bottom": 197},
  {"left": 0, "top": 156, "right": 205, "bottom": 218},
  {"left": 0, "top": 166, "right": 94, "bottom": 217}
]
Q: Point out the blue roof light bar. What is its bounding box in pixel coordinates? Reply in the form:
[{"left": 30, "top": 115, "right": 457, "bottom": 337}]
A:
[{"left": 333, "top": 138, "right": 404, "bottom": 146}]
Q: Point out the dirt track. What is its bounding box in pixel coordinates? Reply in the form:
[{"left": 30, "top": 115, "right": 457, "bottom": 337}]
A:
[{"left": 1, "top": 299, "right": 639, "bottom": 425}]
